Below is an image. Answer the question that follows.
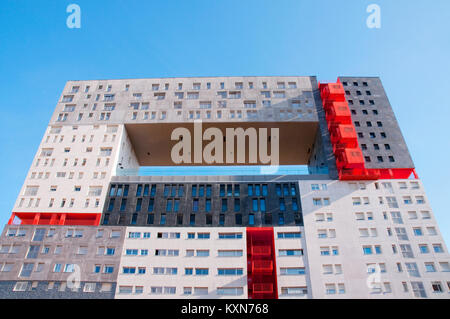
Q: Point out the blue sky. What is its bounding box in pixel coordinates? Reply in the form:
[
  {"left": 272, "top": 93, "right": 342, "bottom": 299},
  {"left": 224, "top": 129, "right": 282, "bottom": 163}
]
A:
[{"left": 0, "top": 0, "right": 449, "bottom": 245}]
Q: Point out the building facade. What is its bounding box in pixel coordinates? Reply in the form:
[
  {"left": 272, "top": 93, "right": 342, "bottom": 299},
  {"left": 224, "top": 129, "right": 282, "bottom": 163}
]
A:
[{"left": 0, "top": 76, "right": 448, "bottom": 298}]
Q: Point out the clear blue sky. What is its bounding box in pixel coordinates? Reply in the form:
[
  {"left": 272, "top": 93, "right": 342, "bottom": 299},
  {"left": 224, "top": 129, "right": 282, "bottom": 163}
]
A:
[{"left": 0, "top": 0, "right": 449, "bottom": 245}]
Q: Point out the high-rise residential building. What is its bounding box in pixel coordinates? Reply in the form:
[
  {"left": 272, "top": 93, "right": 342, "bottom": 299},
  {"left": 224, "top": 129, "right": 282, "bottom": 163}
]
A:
[{"left": 0, "top": 76, "right": 449, "bottom": 299}]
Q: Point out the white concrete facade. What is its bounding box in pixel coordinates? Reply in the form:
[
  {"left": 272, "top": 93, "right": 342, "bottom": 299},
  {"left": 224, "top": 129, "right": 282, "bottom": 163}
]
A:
[
  {"left": 300, "top": 179, "right": 450, "bottom": 299},
  {"left": 14, "top": 124, "right": 124, "bottom": 215},
  {"left": 115, "top": 227, "right": 248, "bottom": 299}
]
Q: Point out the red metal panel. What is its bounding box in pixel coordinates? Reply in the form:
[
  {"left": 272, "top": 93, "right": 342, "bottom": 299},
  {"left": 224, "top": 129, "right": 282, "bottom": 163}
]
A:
[
  {"left": 253, "top": 283, "right": 273, "bottom": 294},
  {"left": 319, "top": 79, "right": 418, "bottom": 181},
  {"left": 329, "top": 124, "right": 358, "bottom": 145},
  {"left": 251, "top": 246, "right": 271, "bottom": 256},
  {"left": 335, "top": 148, "right": 365, "bottom": 169},
  {"left": 252, "top": 260, "right": 273, "bottom": 274},
  {"left": 246, "top": 228, "right": 278, "bottom": 299},
  {"left": 8, "top": 212, "right": 101, "bottom": 226},
  {"left": 325, "top": 104, "right": 352, "bottom": 124}
]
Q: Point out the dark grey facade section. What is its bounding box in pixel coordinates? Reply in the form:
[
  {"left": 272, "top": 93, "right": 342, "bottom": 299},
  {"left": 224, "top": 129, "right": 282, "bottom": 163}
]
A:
[
  {"left": 310, "top": 76, "right": 339, "bottom": 179},
  {"left": 339, "top": 77, "right": 414, "bottom": 169},
  {"left": 101, "top": 181, "right": 303, "bottom": 227},
  {"left": 0, "top": 225, "right": 125, "bottom": 298}
]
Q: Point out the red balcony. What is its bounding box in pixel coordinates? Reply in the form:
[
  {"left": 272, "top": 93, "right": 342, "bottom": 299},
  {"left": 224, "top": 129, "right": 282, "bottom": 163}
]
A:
[
  {"left": 335, "top": 148, "right": 365, "bottom": 169},
  {"left": 323, "top": 100, "right": 348, "bottom": 112},
  {"left": 253, "top": 283, "right": 273, "bottom": 294},
  {"left": 252, "top": 260, "right": 273, "bottom": 274},
  {"left": 339, "top": 168, "right": 380, "bottom": 180},
  {"left": 320, "top": 83, "right": 346, "bottom": 101},
  {"left": 251, "top": 246, "right": 271, "bottom": 256},
  {"left": 329, "top": 124, "right": 358, "bottom": 145},
  {"left": 325, "top": 104, "right": 352, "bottom": 124}
]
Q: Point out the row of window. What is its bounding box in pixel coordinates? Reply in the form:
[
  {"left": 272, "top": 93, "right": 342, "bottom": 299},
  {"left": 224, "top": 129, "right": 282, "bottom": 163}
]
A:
[
  {"left": 357, "top": 131, "right": 387, "bottom": 139},
  {"left": 70, "top": 95, "right": 312, "bottom": 111},
  {"left": 110, "top": 183, "right": 298, "bottom": 198},
  {"left": 35, "top": 156, "right": 111, "bottom": 169},
  {"left": 25, "top": 183, "right": 104, "bottom": 197},
  {"left": 68, "top": 81, "right": 301, "bottom": 96},
  {"left": 362, "top": 243, "right": 445, "bottom": 256},
  {"left": 118, "top": 285, "right": 243, "bottom": 296},
  {"left": 122, "top": 248, "right": 303, "bottom": 257},
  {"left": 104, "top": 211, "right": 301, "bottom": 226},
  {"left": 0, "top": 244, "right": 119, "bottom": 258},
  {"left": 108, "top": 197, "right": 300, "bottom": 215},
  {"left": 348, "top": 180, "right": 421, "bottom": 193},
  {"left": 41, "top": 146, "right": 112, "bottom": 157},
  {"left": 342, "top": 81, "right": 370, "bottom": 87},
  {"left": 12, "top": 281, "right": 113, "bottom": 293},
  {"left": 127, "top": 231, "right": 241, "bottom": 239},
  {"left": 353, "top": 210, "right": 432, "bottom": 222},
  {"left": 355, "top": 120, "right": 383, "bottom": 128},
  {"left": 126, "top": 97, "right": 312, "bottom": 110},
  {"left": 119, "top": 285, "right": 308, "bottom": 296},
  {"left": 345, "top": 89, "right": 372, "bottom": 96},
  {"left": 13, "top": 262, "right": 116, "bottom": 278},
  {"left": 44, "top": 132, "right": 116, "bottom": 144},
  {"left": 58, "top": 107, "right": 314, "bottom": 123},
  {"left": 29, "top": 171, "right": 108, "bottom": 181},
  {"left": 358, "top": 226, "right": 440, "bottom": 240},
  {"left": 351, "top": 108, "right": 379, "bottom": 116},
  {"left": 352, "top": 195, "right": 426, "bottom": 206},
  {"left": 124, "top": 231, "right": 300, "bottom": 240},
  {"left": 5, "top": 227, "right": 121, "bottom": 240},
  {"left": 121, "top": 267, "right": 245, "bottom": 276},
  {"left": 119, "top": 267, "right": 306, "bottom": 276},
  {"left": 348, "top": 99, "right": 375, "bottom": 106}
]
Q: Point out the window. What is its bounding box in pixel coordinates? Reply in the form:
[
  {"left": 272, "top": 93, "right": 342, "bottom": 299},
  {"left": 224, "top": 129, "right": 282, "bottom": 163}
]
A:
[
  {"left": 13, "top": 281, "right": 29, "bottom": 292},
  {"left": 425, "top": 263, "right": 436, "bottom": 272},
  {"left": 413, "top": 228, "right": 423, "bottom": 236},
  {"left": 187, "top": 92, "right": 199, "bottom": 100},
  {"left": 218, "top": 268, "right": 243, "bottom": 276},
  {"left": 406, "top": 263, "right": 420, "bottom": 277},
  {"left": 217, "top": 287, "right": 244, "bottom": 296},
  {"left": 195, "top": 268, "right": 209, "bottom": 276},
  {"left": 325, "top": 284, "right": 336, "bottom": 295},
  {"left": 197, "top": 233, "right": 210, "bottom": 239},
  {"left": 433, "top": 244, "right": 444, "bottom": 253},
  {"left": 419, "top": 244, "right": 429, "bottom": 254},
  {"left": 229, "top": 91, "right": 241, "bottom": 99},
  {"left": 279, "top": 249, "right": 303, "bottom": 256},
  {"left": 244, "top": 101, "right": 256, "bottom": 108},
  {"left": 363, "top": 246, "right": 373, "bottom": 255},
  {"left": 432, "top": 282, "right": 443, "bottom": 293},
  {"left": 411, "top": 282, "right": 426, "bottom": 298},
  {"left": 123, "top": 267, "right": 136, "bottom": 274},
  {"left": 273, "top": 91, "right": 285, "bottom": 98},
  {"left": 218, "top": 250, "right": 243, "bottom": 257},
  {"left": 439, "top": 262, "right": 450, "bottom": 272},
  {"left": 277, "top": 232, "right": 301, "bottom": 239}
]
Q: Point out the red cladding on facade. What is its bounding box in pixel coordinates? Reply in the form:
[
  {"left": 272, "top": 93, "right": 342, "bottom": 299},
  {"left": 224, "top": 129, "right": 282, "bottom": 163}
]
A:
[
  {"left": 246, "top": 227, "right": 278, "bottom": 299},
  {"left": 319, "top": 80, "right": 417, "bottom": 181},
  {"left": 8, "top": 212, "right": 101, "bottom": 226}
]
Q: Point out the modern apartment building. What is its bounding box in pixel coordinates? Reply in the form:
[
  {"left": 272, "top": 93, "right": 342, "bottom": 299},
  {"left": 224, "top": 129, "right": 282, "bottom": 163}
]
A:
[{"left": 0, "top": 76, "right": 449, "bottom": 299}]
